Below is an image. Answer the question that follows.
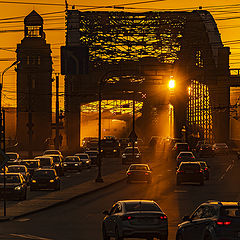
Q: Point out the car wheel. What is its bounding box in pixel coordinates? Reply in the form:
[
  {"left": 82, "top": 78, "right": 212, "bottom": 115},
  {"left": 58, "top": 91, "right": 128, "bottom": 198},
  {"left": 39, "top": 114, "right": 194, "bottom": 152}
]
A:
[
  {"left": 115, "top": 227, "right": 123, "bottom": 240},
  {"left": 176, "top": 179, "right": 181, "bottom": 186},
  {"left": 200, "top": 180, "right": 204, "bottom": 186},
  {"left": 176, "top": 233, "right": 183, "bottom": 240},
  {"left": 102, "top": 225, "right": 110, "bottom": 240},
  {"left": 204, "top": 232, "right": 212, "bottom": 240}
]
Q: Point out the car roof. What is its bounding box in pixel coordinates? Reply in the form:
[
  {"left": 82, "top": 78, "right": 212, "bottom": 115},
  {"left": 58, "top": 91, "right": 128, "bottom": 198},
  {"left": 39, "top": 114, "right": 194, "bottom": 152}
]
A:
[
  {"left": 118, "top": 200, "right": 156, "bottom": 204},
  {"left": 8, "top": 165, "right": 27, "bottom": 168},
  {"left": 35, "top": 156, "right": 53, "bottom": 159},
  {"left": 35, "top": 168, "right": 55, "bottom": 172},
  {"left": 206, "top": 200, "right": 240, "bottom": 207},
  {"left": 20, "top": 159, "right": 39, "bottom": 162},
  {"left": 129, "top": 164, "right": 149, "bottom": 167},
  {"left": 0, "top": 172, "right": 22, "bottom": 176},
  {"left": 178, "top": 151, "right": 193, "bottom": 154},
  {"left": 180, "top": 161, "right": 200, "bottom": 165}
]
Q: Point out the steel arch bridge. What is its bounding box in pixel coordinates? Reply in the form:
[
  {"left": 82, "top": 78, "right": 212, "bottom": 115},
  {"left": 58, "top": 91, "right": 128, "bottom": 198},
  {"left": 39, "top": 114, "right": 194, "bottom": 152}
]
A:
[{"left": 63, "top": 9, "right": 230, "bottom": 151}]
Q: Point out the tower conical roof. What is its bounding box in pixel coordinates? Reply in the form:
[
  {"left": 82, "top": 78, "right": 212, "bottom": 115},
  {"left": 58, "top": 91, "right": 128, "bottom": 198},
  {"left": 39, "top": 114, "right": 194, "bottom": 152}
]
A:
[{"left": 24, "top": 10, "right": 43, "bottom": 25}]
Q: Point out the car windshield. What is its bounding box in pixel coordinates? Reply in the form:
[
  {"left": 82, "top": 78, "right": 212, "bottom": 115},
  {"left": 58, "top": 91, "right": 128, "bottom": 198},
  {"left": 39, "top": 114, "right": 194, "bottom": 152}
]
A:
[
  {"left": 38, "top": 158, "right": 51, "bottom": 166},
  {"left": 221, "top": 207, "right": 240, "bottom": 217},
  {"left": 0, "top": 175, "right": 20, "bottom": 183},
  {"left": 180, "top": 164, "right": 200, "bottom": 170},
  {"left": 8, "top": 167, "right": 26, "bottom": 173},
  {"left": 6, "top": 154, "right": 18, "bottom": 159},
  {"left": 130, "top": 165, "right": 148, "bottom": 171},
  {"left": 64, "top": 157, "right": 79, "bottom": 162},
  {"left": 50, "top": 156, "right": 60, "bottom": 163},
  {"left": 125, "top": 202, "right": 162, "bottom": 212},
  {"left": 86, "top": 152, "right": 97, "bottom": 156},
  {"left": 176, "top": 144, "right": 188, "bottom": 150},
  {"left": 125, "top": 148, "right": 140, "bottom": 154},
  {"left": 33, "top": 170, "right": 55, "bottom": 178},
  {"left": 21, "top": 161, "right": 39, "bottom": 168},
  {"left": 179, "top": 153, "right": 193, "bottom": 157},
  {"left": 77, "top": 154, "right": 88, "bottom": 159},
  {"left": 199, "top": 162, "right": 207, "bottom": 167}
]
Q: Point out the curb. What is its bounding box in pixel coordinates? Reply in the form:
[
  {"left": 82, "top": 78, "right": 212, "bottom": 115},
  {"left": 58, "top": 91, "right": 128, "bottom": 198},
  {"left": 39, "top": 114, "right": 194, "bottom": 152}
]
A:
[{"left": 1, "top": 175, "right": 127, "bottom": 222}]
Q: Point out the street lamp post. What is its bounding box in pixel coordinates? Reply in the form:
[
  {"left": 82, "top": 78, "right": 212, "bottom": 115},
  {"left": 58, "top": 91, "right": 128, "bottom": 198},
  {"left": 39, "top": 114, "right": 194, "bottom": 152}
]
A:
[{"left": 95, "top": 79, "right": 104, "bottom": 183}]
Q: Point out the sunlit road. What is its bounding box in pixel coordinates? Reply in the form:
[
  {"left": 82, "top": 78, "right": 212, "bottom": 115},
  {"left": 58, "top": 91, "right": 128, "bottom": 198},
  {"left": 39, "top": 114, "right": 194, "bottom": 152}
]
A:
[{"left": 0, "top": 149, "right": 239, "bottom": 240}]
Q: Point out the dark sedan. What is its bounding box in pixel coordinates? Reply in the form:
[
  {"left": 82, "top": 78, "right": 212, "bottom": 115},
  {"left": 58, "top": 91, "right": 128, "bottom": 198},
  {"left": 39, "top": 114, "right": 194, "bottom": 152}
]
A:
[
  {"left": 126, "top": 164, "right": 152, "bottom": 184},
  {"left": 199, "top": 161, "right": 210, "bottom": 180},
  {"left": 85, "top": 150, "right": 98, "bottom": 165},
  {"left": 30, "top": 169, "right": 60, "bottom": 191},
  {"left": 176, "top": 162, "right": 204, "bottom": 185},
  {"left": 102, "top": 200, "right": 168, "bottom": 240},
  {"left": 0, "top": 173, "right": 27, "bottom": 200},
  {"left": 63, "top": 156, "right": 82, "bottom": 172},
  {"left": 75, "top": 153, "right": 91, "bottom": 168},
  {"left": 18, "top": 159, "right": 40, "bottom": 177},
  {"left": 122, "top": 147, "right": 142, "bottom": 165},
  {"left": 198, "top": 144, "right": 215, "bottom": 157}
]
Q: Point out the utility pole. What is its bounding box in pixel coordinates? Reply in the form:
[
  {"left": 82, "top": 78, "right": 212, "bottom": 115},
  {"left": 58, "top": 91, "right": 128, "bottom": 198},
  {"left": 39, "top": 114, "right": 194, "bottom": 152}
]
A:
[
  {"left": 55, "top": 74, "right": 60, "bottom": 150},
  {"left": 132, "top": 93, "right": 135, "bottom": 162}
]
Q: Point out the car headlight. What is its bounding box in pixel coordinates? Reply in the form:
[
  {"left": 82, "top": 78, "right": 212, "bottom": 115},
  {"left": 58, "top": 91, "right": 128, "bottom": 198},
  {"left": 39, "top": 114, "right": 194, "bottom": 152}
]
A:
[
  {"left": 32, "top": 180, "right": 36, "bottom": 183},
  {"left": 136, "top": 155, "right": 140, "bottom": 158},
  {"left": 122, "top": 155, "right": 126, "bottom": 158},
  {"left": 113, "top": 149, "right": 117, "bottom": 152},
  {"left": 101, "top": 149, "right": 104, "bottom": 152},
  {"left": 75, "top": 164, "right": 78, "bottom": 166},
  {"left": 55, "top": 164, "right": 59, "bottom": 167},
  {"left": 14, "top": 186, "right": 22, "bottom": 190},
  {"left": 64, "top": 164, "right": 67, "bottom": 166},
  {"left": 50, "top": 179, "right": 55, "bottom": 183},
  {"left": 86, "top": 161, "right": 90, "bottom": 163}
]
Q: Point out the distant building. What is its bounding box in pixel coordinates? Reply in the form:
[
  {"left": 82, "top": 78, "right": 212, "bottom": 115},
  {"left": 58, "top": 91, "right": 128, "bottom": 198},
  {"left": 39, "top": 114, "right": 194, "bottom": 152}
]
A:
[{"left": 16, "top": 10, "right": 52, "bottom": 150}]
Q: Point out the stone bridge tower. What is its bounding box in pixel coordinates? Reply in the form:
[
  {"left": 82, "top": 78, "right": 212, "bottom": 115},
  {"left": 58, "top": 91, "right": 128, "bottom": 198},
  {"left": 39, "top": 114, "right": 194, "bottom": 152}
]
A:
[{"left": 16, "top": 10, "right": 52, "bottom": 151}]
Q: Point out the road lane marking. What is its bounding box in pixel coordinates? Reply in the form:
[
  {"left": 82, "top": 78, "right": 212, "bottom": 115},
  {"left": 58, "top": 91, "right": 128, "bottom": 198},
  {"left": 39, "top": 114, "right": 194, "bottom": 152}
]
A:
[
  {"left": 218, "top": 162, "right": 234, "bottom": 181},
  {"left": 10, "top": 234, "right": 53, "bottom": 240}
]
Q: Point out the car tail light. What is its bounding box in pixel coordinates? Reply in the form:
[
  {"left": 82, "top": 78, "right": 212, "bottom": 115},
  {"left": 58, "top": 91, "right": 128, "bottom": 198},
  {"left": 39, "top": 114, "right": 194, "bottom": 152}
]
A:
[
  {"left": 121, "top": 215, "right": 133, "bottom": 220},
  {"left": 178, "top": 157, "right": 182, "bottom": 159},
  {"left": 145, "top": 172, "right": 149, "bottom": 176},
  {"left": 217, "top": 221, "right": 231, "bottom": 226},
  {"left": 205, "top": 168, "right": 208, "bottom": 170},
  {"left": 199, "top": 170, "right": 203, "bottom": 173},
  {"left": 127, "top": 172, "right": 131, "bottom": 175},
  {"left": 177, "top": 170, "right": 184, "bottom": 173},
  {"left": 188, "top": 146, "right": 190, "bottom": 150},
  {"left": 159, "top": 215, "right": 167, "bottom": 220}
]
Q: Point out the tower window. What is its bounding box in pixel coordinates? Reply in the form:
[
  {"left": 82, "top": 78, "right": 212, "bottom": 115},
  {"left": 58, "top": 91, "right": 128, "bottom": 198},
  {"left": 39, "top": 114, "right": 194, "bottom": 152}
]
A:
[{"left": 26, "top": 26, "right": 41, "bottom": 37}]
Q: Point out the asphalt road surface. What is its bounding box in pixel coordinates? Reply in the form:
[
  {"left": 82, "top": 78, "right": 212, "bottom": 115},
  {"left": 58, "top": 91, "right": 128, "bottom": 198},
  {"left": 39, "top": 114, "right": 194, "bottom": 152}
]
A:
[{"left": 0, "top": 150, "right": 239, "bottom": 240}]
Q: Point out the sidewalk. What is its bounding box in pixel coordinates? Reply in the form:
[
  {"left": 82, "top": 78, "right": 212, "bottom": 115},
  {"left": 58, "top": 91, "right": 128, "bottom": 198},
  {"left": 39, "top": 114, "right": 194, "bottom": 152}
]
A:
[{"left": 0, "top": 169, "right": 127, "bottom": 221}]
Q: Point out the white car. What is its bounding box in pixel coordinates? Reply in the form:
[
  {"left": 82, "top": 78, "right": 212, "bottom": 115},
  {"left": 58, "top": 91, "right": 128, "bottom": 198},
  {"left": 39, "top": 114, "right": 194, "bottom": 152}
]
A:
[{"left": 102, "top": 200, "right": 168, "bottom": 240}]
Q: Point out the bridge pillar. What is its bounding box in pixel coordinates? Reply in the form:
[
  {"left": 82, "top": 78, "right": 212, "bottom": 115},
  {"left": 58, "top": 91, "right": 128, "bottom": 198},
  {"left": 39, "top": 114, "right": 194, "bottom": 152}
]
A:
[{"left": 210, "top": 47, "right": 230, "bottom": 143}]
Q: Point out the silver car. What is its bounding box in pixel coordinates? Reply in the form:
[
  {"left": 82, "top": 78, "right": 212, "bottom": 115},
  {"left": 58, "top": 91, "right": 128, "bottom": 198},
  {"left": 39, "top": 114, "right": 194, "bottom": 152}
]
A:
[{"left": 102, "top": 200, "right": 168, "bottom": 240}]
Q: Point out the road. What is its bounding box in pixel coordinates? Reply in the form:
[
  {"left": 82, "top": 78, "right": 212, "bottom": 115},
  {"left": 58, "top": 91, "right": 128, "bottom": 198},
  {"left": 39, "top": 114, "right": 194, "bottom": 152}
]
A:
[{"left": 0, "top": 149, "right": 239, "bottom": 240}]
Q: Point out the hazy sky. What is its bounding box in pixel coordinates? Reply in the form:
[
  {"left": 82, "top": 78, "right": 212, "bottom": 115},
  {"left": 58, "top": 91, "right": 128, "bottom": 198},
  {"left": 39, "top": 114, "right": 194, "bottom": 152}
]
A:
[{"left": 0, "top": 0, "right": 240, "bottom": 107}]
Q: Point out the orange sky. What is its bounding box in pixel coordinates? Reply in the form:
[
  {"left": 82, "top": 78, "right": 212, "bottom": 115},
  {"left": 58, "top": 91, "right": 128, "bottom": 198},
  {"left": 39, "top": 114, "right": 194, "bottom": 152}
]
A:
[{"left": 0, "top": 0, "right": 240, "bottom": 107}]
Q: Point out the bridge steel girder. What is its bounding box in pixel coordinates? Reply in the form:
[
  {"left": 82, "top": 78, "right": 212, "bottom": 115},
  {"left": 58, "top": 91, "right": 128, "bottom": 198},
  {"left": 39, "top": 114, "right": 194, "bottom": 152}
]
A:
[{"left": 64, "top": 9, "right": 230, "bottom": 151}]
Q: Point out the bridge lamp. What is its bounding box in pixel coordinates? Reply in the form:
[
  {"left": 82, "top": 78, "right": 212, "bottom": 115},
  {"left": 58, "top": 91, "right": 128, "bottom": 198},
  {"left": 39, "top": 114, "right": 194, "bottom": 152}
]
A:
[{"left": 168, "top": 79, "right": 175, "bottom": 90}]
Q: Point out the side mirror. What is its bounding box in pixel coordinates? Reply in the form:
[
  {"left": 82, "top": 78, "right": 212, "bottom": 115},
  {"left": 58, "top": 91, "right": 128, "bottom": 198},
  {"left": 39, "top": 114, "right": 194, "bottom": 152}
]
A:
[
  {"left": 182, "top": 216, "right": 191, "bottom": 222},
  {"left": 103, "top": 210, "right": 109, "bottom": 215}
]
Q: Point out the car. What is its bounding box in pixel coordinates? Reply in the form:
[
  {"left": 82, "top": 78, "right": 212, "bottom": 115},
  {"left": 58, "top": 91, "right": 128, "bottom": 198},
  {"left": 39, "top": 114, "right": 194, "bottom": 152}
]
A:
[
  {"left": 198, "top": 161, "right": 210, "bottom": 180},
  {"left": 176, "top": 200, "right": 240, "bottom": 240},
  {"left": 126, "top": 164, "right": 152, "bottom": 184},
  {"left": 172, "top": 143, "right": 190, "bottom": 158},
  {"left": 0, "top": 173, "right": 27, "bottom": 200},
  {"left": 74, "top": 153, "right": 91, "bottom": 168},
  {"left": 18, "top": 159, "right": 40, "bottom": 176},
  {"left": 5, "top": 152, "right": 20, "bottom": 165},
  {"left": 176, "top": 151, "right": 196, "bottom": 167},
  {"left": 119, "top": 138, "right": 130, "bottom": 150},
  {"left": 63, "top": 156, "right": 82, "bottom": 172},
  {"left": 7, "top": 165, "right": 30, "bottom": 184},
  {"left": 198, "top": 144, "right": 215, "bottom": 157},
  {"left": 30, "top": 169, "right": 60, "bottom": 191},
  {"left": 85, "top": 150, "right": 98, "bottom": 165},
  {"left": 43, "top": 149, "right": 62, "bottom": 156},
  {"left": 44, "top": 154, "right": 64, "bottom": 176},
  {"left": 102, "top": 200, "right": 168, "bottom": 240},
  {"left": 176, "top": 162, "right": 204, "bottom": 185},
  {"left": 122, "top": 147, "right": 142, "bottom": 164},
  {"left": 34, "top": 156, "right": 55, "bottom": 169},
  {"left": 212, "top": 143, "right": 229, "bottom": 155}
]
